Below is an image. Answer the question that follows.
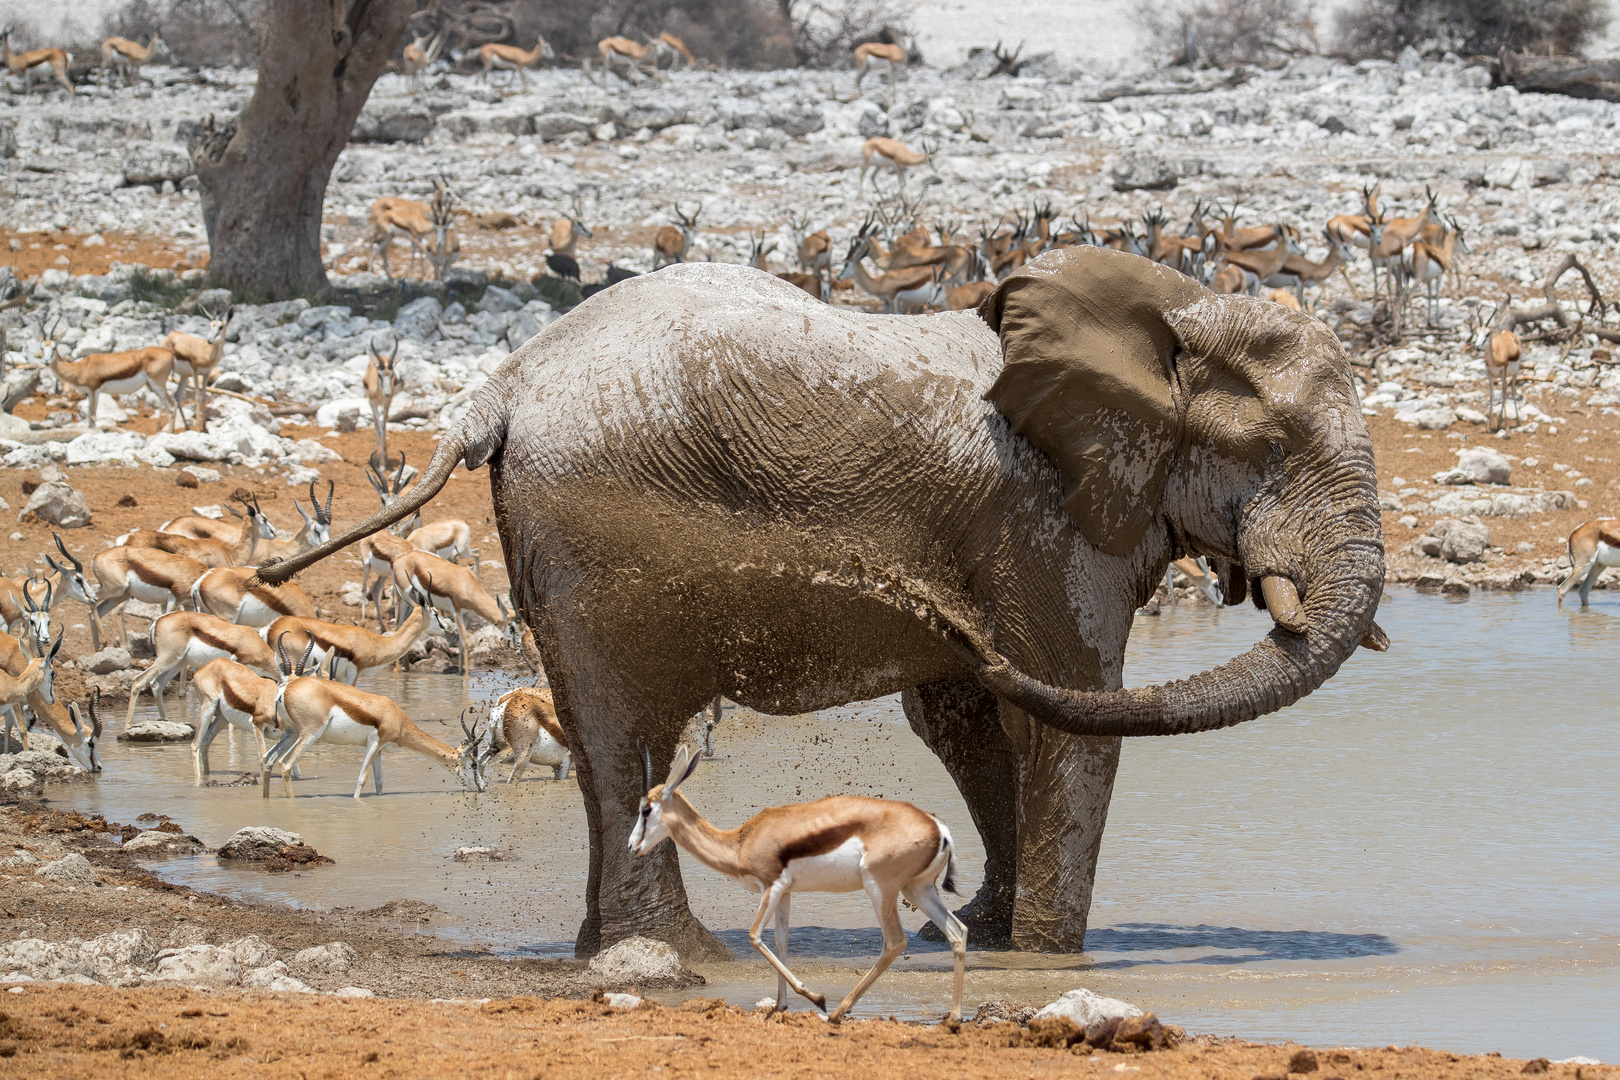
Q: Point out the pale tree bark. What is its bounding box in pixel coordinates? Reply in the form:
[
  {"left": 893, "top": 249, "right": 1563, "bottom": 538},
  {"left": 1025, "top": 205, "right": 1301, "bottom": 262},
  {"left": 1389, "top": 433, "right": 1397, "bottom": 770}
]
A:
[{"left": 190, "top": 0, "right": 410, "bottom": 298}]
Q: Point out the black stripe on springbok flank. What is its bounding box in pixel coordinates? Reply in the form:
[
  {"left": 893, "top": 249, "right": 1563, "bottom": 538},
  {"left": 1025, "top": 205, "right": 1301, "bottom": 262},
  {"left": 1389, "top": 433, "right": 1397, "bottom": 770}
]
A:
[
  {"left": 778, "top": 822, "right": 860, "bottom": 865},
  {"left": 220, "top": 678, "right": 259, "bottom": 714}
]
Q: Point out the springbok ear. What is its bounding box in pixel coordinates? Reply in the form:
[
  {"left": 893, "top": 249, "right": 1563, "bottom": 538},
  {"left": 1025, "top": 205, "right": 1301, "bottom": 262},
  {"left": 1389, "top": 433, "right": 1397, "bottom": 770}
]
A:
[
  {"left": 661, "top": 744, "right": 693, "bottom": 794},
  {"left": 983, "top": 247, "right": 1202, "bottom": 556}
]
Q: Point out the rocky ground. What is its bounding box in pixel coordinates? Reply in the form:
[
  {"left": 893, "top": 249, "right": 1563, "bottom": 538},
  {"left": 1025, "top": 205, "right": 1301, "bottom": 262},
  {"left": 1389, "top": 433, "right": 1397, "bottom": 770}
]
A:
[{"left": 7, "top": 52, "right": 1620, "bottom": 601}]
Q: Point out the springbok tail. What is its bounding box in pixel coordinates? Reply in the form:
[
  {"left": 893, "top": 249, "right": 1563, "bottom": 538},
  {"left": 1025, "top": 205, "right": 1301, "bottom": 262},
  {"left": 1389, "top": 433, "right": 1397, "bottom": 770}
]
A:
[{"left": 938, "top": 822, "right": 958, "bottom": 895}]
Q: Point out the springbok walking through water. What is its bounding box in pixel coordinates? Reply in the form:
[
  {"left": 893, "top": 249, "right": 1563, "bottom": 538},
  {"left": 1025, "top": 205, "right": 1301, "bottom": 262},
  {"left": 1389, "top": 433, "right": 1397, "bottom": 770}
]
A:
[{"left": 629, "top": 743, "right": 966, "bottom": 1022}]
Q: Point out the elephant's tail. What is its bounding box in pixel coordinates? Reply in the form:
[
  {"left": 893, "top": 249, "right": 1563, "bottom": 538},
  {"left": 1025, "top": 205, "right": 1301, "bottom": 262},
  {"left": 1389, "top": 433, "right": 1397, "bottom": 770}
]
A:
[{"left": 251, "top": 381, "right": 508, "bottom": 588}]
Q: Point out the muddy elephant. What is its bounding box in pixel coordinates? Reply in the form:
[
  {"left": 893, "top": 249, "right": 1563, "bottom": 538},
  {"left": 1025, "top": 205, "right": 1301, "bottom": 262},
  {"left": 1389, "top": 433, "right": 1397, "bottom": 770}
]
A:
[{"left": 265, "top": 247, "right": 1385, "bottom": 959}]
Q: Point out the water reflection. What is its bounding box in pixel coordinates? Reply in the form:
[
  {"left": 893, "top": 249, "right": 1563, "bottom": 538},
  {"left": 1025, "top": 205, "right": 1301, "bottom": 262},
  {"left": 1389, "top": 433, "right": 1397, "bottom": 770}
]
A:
[{"left": 1083, "top": 923, "right": 1400, "bottom": 967}]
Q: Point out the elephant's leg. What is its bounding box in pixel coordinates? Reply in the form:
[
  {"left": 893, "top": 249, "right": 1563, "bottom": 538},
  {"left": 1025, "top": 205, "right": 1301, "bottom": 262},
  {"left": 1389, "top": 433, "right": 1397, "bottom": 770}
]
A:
[
  {"left": 1002, "top": 702, "right": 1122, "bottom": 952},
  {"left": 902, "top": 677, "right": 1017, "bottom": 947},
  {"left": 540, "top": 634, "right": 729, "bottom": 963}
]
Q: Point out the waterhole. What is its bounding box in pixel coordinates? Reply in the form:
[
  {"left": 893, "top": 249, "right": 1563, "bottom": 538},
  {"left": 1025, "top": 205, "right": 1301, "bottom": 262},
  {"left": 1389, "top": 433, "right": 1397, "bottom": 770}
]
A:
[{"left": 53, "top": 590, "right": 1620, "bottom": 1059}]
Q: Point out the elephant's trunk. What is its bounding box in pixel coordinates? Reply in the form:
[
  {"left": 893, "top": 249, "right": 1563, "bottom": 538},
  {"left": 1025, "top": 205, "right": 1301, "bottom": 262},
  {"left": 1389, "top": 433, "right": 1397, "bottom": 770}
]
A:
[{"left": 967, "top": 497, "right": 1384, "bottom": 738}]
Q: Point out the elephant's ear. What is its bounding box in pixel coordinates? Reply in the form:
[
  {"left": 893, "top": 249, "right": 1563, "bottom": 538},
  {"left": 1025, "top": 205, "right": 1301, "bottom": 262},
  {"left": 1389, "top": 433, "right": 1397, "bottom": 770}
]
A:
[{"left": 983, "top": 248, "right": 1204, "bottom": 556}]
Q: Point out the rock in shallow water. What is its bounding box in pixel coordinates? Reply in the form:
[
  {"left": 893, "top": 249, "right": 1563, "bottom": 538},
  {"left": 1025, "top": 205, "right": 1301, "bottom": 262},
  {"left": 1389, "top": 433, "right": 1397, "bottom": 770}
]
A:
[
  {"left": 217, "top": 826, "right": 308, "bottom": 860},
  {"left": 1031, "top": 987, "right": 1142, "bottom": 1028},
  {"left": 120, "top": 721, "right": 195, "bottom": 743}
]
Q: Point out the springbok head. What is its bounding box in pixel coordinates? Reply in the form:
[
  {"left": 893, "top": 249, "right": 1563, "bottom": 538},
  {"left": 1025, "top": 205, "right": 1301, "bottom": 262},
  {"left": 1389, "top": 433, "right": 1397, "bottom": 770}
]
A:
[
  {"left": 64, "top": 685, "right": 102, "bottom": 773},
  {"left": 20, "top": 575, "right": 52, "bottom": 657},
  {"left": 47, "top": 533, "right": 97, "bottom": 606}
]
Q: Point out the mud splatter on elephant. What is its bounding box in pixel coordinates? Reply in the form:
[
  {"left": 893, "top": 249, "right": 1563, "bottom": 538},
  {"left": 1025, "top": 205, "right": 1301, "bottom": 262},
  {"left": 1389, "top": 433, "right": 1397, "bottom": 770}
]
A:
[{"left": 262, "top": 247, "right": 1385, "bottom": 959}]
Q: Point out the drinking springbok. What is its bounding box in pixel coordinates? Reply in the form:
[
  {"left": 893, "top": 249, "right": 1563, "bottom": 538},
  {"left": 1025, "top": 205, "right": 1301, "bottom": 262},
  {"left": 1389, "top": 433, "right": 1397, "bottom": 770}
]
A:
[
  {"left": 262, "top": 638, "right": 490, "bottom": 799},
  {"left": 629, "top": 743, "right": 966, "bottom": 1022},
  {"left": 0, "top": 642, "right": 100, "bottom": 773}
]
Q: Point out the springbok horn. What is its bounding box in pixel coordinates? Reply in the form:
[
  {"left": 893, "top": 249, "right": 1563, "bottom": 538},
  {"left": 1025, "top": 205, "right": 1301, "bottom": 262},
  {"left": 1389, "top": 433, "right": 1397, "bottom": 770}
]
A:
[
  {"left": 323, "top": 479, "right": 334, "bottom": 522},
  {"left": 638, "top": 738, "right": 653, "bottom": 797},
  {"left": 298, "top": 639, "right": 315, "bottom": 677},
  {"left": 276, "top": 632, "right": 291, "bottom": 676},
  {"left": 53, "top": 533, "right": 83, "bottom": 572},
  {"left": 1260, "top": 576, "right": 1307, "bottom": 635},
  {"left": 89, "top": 685, "right": 102, "bottom": 738}
]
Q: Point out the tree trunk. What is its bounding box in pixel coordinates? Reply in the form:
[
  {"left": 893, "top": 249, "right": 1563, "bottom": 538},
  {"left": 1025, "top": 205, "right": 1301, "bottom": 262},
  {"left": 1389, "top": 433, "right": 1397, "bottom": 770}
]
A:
[
  {"left": 1498, "top": 50, "right": 1620, "bottom": 102},
  {"left": 189, "top": 0, "right": 410, "bottom": 298}
]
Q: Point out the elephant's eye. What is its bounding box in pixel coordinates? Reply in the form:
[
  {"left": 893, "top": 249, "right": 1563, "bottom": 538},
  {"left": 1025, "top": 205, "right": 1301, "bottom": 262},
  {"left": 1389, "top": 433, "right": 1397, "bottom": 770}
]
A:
[{"left": 1268, "top": 440, "right": 1286, "bottom": 463}]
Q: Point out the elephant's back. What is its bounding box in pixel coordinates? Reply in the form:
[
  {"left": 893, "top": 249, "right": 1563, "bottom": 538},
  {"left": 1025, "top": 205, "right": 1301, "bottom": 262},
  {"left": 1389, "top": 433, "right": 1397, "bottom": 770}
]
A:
[{"left": 490, "top": 264, "right": 1005, "bottom": 476}]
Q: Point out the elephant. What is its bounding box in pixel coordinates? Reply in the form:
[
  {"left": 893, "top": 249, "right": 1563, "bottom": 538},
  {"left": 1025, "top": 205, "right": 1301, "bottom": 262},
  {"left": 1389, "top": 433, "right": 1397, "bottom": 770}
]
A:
[{"left": 262, "top": 246, "right": 1385, "bottom": 960}]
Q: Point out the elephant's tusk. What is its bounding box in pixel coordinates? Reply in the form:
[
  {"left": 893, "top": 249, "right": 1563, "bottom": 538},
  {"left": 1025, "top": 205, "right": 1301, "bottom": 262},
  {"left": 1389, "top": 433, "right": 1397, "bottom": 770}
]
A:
[
  {"left": 1260, "top": 575, "right": 1307, "bottom": 634},
  {"left": 1358, "top": 620, "right": 1389, "bottom": 652}
]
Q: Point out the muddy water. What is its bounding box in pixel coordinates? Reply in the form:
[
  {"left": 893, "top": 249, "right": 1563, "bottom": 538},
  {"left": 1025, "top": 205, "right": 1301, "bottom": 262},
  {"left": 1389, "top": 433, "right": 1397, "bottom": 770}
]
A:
[{"left": 53, "top": 591, "right": 1620, "bottom": 1060}]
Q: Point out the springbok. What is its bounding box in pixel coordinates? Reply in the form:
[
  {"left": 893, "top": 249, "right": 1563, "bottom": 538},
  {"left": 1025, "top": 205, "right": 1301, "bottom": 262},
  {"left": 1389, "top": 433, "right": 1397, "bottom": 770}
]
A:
[
  {"left": 853, "top": 37, "right": 913, "bottom": 103},
  {"left": 155, "top": 500, "right": 253, "bottom": 544},
  {"left": 99, "top": 34, "right": 166, "bottom": 86},
  {"left": 1, "top": 537, "right": 97, "bottom": 648},
  {"left": 630, "top": 743, "right": 966, "bottom": 1021},
  {"left": 837, "top": 226, "right": 942, "bottom": 314},
  {"left": 0, "top": 628, "right": 98, "bottom": 773},
  {"left": 389, "top": 553, "right": 520, "bottom": 675},
  {"left": 1368, "top": 188, "right": 1437, "bottom": 300},
  {"left": 1484, "top": 325, "right": 1522, "bottom": 433},
  {"left": 366, "top": 196, "right": 435, "bottom": 279},
  {"left": 262, "top": 638, "right": 489, "bottom": 800},
  {"left": 0, "top": 27, "right": 73, "bottom": 95},
  {"left": 264, "top": 596, "right": 433, "bottom": 686},
  {"left": 1166, "top": 556, "right": 1222, "bottom": 605},
  {"left": 1407, "top": 217, "right": 1470, "bottom": 328},
  {"left": 259, "top": 481, "right": 333, "bottom": 563},
  {"left": 191, "top": 566, "right": 316, "bottom": 627},
  {"left": 126, "top": 611, "right": 280, "bottom": 724},
  {"left": 50, "top": 344, "right": 182, "bottom": 431},
  {"left": 124, "top": 493, "right": 274, "bottom": 568},
  {"left": 857, "top": 137, "right": 933, "bottom": 196},
  {"left": 588, "top": 36, "right": 671, "bottom": 87},
  {"left": 189, "top": 657, "right": 280, "bottom": 782},
  {"left": 652, "top": 204, "right": 700, "bottom": 270},
  {"left": 401, "top": 32, "right": 441, "bottom": 93},
  {"left": 482, "top": 686, "right": 571, "bottom": 782},
  {"left": 89, "top": 547, "right": 209, "bottom": 650},
  {"left": 1263, "top": 230, "right": 1356, "bottom": 306},
  {"left": 427, "top": 179, "right": 459, "bottom": 282},
  {"left": 479, "top": 35, "right": 554, "bottom": 90},
  {"left": 406, "top": 517, "right": 477, "bottom": 572},
  {"left": 0, "top": 628, "right": 34, "bottom": 750},
  {"left": 0, "top": 630, "right": 96, "bottom": 772},
  {"left": 1559, "top": 519, "right": 1620, "bottom": 607},
  {"left": 0, "top": 630, "right": 62, "bottom": 747},
  {"left": 364, "top": 334, "right": 399, "bottom": 465},
  {"left": 160, "top": 303, "right": 231, "bottom": 429},
  {"left": 546, "top": 195, "right": 593, "bottom": 281}
]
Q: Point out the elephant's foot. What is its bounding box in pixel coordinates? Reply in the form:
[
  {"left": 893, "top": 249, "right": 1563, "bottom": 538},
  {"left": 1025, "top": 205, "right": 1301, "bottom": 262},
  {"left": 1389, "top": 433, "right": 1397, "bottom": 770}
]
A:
[
  {"left": 918, "top": 882, "right": 1013, "bottom": 949},
  {"left": 580, "top": 905, "right": 733, "bottom": 963}
]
